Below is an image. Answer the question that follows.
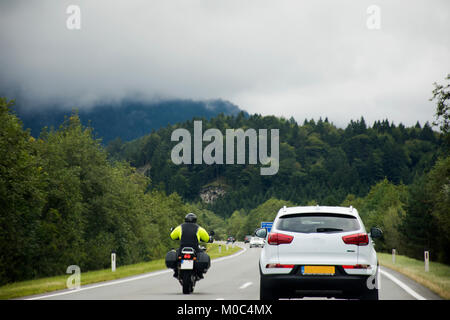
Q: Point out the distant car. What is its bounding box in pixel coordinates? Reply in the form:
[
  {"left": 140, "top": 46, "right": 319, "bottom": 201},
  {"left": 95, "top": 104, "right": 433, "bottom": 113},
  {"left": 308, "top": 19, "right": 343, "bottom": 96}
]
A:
[
  {"left": 249, "top": 236, "right": 265, "bottom": 248},
  {"left": 244, "top": 235, "right": 252, "bottom": 243},
  {"left": 226, "top": 236, "right": 236, "bottom": 244},
  {"left": 255, "top": 205, "right": 383, "bottom": 300}
]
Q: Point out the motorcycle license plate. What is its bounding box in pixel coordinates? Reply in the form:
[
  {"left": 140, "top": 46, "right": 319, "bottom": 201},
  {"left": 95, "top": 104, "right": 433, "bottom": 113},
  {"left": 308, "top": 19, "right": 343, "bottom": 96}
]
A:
[{"left": 181, "top": 260, "right": 194, "bottom": 270}]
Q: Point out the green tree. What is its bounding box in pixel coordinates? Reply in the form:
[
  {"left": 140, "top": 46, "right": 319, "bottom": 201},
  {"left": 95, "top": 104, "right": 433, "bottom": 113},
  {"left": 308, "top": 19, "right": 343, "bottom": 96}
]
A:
[
  {"left": 343, "top": 179, "right": 408, "bottom": 252},
  {"left": 0, "top": 98, "right": 45, "bottom": 284},
  {"left": 425, "top": 157, "right": 450, "bottom": 262},
  {"left": 399, "top": 175, "right": 437, "bottom": 260},
  {"left": 431, "top": 74, "right": 450, "bottom": 148},
  {"left": 226, "top": 210, "right": 246, "bottom": 240}
]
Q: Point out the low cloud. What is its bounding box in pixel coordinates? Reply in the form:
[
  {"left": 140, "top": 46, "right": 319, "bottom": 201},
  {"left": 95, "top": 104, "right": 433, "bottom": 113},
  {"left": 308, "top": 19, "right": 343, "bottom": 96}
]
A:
[{"left": 0, "top": 0, "right": 449, "bottom": 126}]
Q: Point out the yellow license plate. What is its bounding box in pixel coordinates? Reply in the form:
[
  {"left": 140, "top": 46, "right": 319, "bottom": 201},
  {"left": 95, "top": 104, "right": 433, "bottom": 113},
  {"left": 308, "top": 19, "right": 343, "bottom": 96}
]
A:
[{"left": 302, "top": 266, "right": 335, "bottom": 275}]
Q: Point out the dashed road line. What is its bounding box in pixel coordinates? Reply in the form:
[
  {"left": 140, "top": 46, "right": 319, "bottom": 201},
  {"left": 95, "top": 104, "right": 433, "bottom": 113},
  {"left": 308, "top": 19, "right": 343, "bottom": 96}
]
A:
[{"left": 239, "top": 282, "right": 253, "bottom": 290}]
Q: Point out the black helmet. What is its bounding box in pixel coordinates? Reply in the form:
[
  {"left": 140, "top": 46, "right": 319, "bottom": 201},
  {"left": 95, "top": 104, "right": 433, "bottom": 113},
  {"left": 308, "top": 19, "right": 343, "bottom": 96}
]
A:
[{"left": 185, "top": 213, "right": 197, "bottom": 223}]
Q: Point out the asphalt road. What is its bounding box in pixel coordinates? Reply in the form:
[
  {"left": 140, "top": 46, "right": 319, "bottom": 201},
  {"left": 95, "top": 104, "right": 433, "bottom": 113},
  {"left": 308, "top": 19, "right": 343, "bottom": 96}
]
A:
[{"left": 25, "top": 242, "right": 441, "bottom": 300}]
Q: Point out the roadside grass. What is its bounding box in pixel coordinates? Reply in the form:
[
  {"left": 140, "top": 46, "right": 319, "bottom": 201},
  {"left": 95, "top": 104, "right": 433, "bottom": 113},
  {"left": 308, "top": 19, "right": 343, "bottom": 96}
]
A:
[
  {"left": 378, "top": 252, "right": 450, "bottom": 299},
  {"left": 0, "top": 242, "right": 241, "bottom": 300},
  {"left": 207, "top": 241, "right": 241, "bottom": 260}
]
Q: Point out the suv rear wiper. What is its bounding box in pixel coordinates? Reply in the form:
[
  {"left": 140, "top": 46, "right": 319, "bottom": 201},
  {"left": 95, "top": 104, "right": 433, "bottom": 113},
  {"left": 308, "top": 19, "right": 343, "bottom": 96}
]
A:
[{"left": 316, "top": 228, "right": 343, "bottom": 233}]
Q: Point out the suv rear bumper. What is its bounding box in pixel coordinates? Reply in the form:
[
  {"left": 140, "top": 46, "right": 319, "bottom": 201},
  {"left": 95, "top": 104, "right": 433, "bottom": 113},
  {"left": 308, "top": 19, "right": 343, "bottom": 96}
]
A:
[{"left": 260, "top": 266, "right": 372, "bottom": 298}]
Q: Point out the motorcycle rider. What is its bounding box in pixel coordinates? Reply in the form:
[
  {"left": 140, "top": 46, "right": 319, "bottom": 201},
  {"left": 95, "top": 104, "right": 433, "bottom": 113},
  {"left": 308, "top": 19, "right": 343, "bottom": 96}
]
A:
[{"left": 170, "top": 213, "right": 212, "bottom": 279}]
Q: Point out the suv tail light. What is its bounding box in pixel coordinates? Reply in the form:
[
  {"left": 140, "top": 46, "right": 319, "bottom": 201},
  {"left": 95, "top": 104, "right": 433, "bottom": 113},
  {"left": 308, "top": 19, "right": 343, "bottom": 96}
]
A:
[
  {"left": 342, "top": 264, "right": 371, "bottom": 269},
  {"left": 267, "top": 232, "right": 294, "bottom": 245},
  {"left": 342, "top": 233, "right": 369, "bottom": 246},
  {"left": 266, "top": 263, "right": 294, "bottom": 269}
]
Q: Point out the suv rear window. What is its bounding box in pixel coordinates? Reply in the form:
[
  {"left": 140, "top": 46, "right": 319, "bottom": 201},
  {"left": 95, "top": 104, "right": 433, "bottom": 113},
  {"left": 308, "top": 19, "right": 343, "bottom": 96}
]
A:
[{"left": 276, "top": 213, "right": 360, "bottom": 233}]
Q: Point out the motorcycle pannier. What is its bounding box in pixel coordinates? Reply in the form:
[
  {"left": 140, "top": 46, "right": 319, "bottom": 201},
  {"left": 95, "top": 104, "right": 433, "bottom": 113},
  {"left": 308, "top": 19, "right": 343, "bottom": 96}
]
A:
[
  {"left": 165, "top": 249, "right": 178, "bottom": 269},
  {"left": 196, "top": 251, "right": 211, "bottom": 272}
]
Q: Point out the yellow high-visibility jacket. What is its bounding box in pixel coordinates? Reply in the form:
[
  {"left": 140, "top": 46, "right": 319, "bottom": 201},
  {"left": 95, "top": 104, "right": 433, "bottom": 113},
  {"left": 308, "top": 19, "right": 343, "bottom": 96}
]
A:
[{"left": 170, "top": 223, "right": 210, "bottom": 244}]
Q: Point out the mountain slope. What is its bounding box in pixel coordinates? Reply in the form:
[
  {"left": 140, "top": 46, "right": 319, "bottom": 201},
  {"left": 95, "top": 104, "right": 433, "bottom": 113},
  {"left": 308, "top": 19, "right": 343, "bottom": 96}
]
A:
[
  {"left": 110, "top": 115, "right": 442, "bottom": 218},
  {"left": 14, "top": 99, "right": 245, "bottom": 143}
]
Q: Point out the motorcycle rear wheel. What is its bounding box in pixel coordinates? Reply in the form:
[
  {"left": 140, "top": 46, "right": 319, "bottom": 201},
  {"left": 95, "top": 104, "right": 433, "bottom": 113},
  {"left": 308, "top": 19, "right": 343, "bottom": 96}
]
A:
[{"left": 182, "top": 271, "right": 194, "bottom": 294}]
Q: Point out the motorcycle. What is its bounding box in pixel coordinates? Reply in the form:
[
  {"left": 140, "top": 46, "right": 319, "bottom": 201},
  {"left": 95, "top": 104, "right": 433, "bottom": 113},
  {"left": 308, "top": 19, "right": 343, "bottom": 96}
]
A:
[
  {"left": 178, "top": 246, "right": 201, "bottom": 294},
  {"left": 166, "top": 231, "right": 215, "bottom": 294}
]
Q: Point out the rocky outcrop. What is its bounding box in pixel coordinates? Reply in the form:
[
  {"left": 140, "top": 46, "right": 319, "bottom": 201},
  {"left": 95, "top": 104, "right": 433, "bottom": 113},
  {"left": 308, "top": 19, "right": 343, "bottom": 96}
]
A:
[
  {"left": 137, "top": 163, "right": 151, "bottom": 176},
  {"left": 199, "top": 185, "right": 226, "bottom": 204}
]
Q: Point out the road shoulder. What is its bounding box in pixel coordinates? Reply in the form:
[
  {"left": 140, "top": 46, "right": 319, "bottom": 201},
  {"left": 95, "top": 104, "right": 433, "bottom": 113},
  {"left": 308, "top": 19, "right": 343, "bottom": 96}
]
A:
[{"left": 380, "top": 266, "right": 442, "bottom": 300}]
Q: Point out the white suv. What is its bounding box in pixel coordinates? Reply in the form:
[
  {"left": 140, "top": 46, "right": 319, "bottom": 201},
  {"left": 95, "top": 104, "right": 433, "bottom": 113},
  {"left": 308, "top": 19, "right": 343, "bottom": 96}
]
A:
[
  {"left": 255, "top": 205, "right": 382, "bottom": 300},
  {"left": 249, "top": 236, "right": 265, "bottom": 248}
]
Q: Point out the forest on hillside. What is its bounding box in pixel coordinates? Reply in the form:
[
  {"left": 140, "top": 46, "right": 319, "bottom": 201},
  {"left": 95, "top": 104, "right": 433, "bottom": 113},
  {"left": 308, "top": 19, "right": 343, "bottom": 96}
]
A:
[{"left": 108, "top": 112, "right": 443, "bottom": 216}]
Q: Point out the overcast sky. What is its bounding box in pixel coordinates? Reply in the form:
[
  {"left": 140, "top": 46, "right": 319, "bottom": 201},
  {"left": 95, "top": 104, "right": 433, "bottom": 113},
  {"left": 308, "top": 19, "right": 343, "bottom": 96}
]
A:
[{"left": 0, "top": 0, "right": 449, "bottom": 127}]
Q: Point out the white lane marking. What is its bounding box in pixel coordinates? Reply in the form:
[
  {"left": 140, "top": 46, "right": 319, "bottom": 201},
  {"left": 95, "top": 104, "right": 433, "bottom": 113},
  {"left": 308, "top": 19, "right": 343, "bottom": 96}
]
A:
[
  {"left": 379, "top": 268, "right": 426, "bottom": 300},
  {"left": 26, "top": 269, "right": 172, "bottom": 300},
  {"left": 239, "top": 282, "right": 253, "bottom": 290},
  {"left": 26, "top": 243, "right": 248, "bottom": 300},
  {"left": 216, "top": 298, "right": 225, "bottom": 300}
]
